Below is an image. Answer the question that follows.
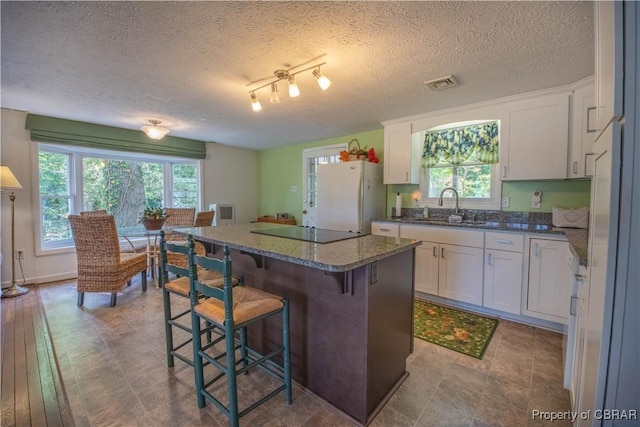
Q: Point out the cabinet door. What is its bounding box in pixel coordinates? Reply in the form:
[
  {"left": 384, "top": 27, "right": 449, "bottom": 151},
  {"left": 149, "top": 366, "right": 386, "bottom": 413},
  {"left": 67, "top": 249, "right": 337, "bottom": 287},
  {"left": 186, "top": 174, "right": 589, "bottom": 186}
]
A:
[
  {"left": 438, "top": 244, "right": 484, "bottom": 305},
  {"left": 414, "top": 242, "right": 439, "bottom": 296},
  {"left": 571, "top": 273, "right": 589, "bottom": 411},
  {"left": 527, "top": 238, "right": 570, "bottom": 321},
  {"left": 483, "top": 249, "right": 523, "bottom": 315},
  {"left": 569, "top": 83, "right": 596, "bottom": 178},
  {"left": 502, "top": 93, "right": 570, "bottom": 180},
  {"left": 383, "top": 123, "right": 418, "bottom": 184}
]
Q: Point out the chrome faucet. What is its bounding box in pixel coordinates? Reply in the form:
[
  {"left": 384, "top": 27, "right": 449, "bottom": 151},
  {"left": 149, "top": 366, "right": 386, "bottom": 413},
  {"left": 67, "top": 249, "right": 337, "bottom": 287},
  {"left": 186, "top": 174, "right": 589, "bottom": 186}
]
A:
[{"left": 438, "top": 187, "right": 460, "bottom": 214}]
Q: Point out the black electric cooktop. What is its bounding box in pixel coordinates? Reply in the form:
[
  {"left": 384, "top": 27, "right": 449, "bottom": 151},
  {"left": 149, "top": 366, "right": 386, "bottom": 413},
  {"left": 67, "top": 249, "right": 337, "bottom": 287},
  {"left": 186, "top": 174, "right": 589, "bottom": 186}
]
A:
[{"left": 250, "top": 227, "right": 364, "bottom": 244}]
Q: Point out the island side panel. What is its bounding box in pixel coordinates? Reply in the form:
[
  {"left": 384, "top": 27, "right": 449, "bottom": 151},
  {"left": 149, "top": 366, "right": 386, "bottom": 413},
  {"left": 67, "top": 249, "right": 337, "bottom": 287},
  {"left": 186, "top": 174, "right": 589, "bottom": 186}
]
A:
[
  {"left": 226, "top": 247, "right": 370, "bottom": 422},
  {"left": 366, "top": 249, "right": 415, "bottom": 417}
]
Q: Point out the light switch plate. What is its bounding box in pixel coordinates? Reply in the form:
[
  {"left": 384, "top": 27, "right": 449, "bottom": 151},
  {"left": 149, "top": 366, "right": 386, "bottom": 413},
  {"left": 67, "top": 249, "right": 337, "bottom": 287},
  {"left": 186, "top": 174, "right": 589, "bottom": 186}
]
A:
[
  {"left": 290, "top": 185, "right": 297, "bottom": 192},
  {"left": 501, "top": 196, "right": 510, "bottom": 208}
]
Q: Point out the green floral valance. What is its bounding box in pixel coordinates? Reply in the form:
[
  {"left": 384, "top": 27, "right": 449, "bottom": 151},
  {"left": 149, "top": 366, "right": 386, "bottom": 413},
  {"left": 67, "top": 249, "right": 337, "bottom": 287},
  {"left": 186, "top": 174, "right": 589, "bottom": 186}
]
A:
[{"left": 422, "top": 121, "right": 499, "bottom": 167}]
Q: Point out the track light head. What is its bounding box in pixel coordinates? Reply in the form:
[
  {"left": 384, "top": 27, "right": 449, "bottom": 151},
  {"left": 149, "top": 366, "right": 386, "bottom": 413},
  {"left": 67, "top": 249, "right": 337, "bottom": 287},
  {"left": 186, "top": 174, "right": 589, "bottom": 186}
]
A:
[
  {"left": 312, "top": 67, "right": 331, "bottom": 91},
  {"left": 288, "top": 75, "right": 300, "bottom": 98},
  {"left": 270, "top": 83, "right": 280, "bottom": 104},
  {"left": 250, "top": 92, "right": 262, "bottom": 112}
]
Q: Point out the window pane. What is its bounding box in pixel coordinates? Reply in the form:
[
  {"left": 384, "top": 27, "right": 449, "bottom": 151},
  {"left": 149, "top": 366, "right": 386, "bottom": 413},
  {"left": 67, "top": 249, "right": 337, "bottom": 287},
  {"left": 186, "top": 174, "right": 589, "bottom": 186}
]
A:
[
  {"left": 172, "top": 164, "right": 197, "bottom": 207},
  {"left": 428, "top": 164, "right": 492, "bottom": 198},
  {"left": 83, "top": 158, "right": 161, "bottom": 227},
  {"left": 41, "top": 197, "right": 71, "bottom": 242},
  {"left": 39, "top": 151, "right": 69, "bottom": 195}
]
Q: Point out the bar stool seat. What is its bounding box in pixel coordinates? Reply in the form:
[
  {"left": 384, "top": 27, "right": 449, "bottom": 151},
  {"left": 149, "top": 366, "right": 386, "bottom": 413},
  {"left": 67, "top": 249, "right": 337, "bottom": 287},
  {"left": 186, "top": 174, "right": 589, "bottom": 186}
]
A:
[{"left": 194, "top": 286, "right": 283, "bottom": 325}]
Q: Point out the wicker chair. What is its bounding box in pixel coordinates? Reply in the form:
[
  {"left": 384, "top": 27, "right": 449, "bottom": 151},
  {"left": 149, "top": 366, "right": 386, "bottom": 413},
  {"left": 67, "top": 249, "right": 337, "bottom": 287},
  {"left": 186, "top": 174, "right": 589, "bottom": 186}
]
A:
[
  {"left": 69, "top": 215, "right": 148, "bottom": 307},
  {"left": 80, "top": 210, "right": 147, "bottom": 254},
  {"left": 165, "top": 208, "right": 196, "bottom": 227},
  {"left": 194, "top": 210, "right": 215, "bottom": 227},
  {"left": 188, "top": 240, "right": 291, "bottom": 425}
]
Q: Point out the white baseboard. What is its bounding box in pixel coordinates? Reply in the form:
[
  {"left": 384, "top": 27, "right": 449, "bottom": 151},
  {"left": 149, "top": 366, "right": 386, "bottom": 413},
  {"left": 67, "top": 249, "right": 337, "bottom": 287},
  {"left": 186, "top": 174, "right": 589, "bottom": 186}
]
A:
[{"left": 1, "top": 272, "right": 78, "bottom": 289}]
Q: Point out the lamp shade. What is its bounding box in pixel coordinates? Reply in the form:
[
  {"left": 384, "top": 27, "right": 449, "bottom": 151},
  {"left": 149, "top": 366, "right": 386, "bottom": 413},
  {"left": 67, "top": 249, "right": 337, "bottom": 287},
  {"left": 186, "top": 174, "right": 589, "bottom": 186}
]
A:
[
  {"left": 0, "top": 166, "right": 23, "bottom": 190},
  {"left": 141, "top": 120, "right": 170, "bottom": 140}
]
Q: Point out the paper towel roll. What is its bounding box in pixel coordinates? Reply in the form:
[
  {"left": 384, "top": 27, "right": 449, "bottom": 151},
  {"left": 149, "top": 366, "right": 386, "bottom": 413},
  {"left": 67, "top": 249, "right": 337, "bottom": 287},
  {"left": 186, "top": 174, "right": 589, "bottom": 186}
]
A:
[{"left": 395, "top": 193, "right": 402, "bottom": 217}]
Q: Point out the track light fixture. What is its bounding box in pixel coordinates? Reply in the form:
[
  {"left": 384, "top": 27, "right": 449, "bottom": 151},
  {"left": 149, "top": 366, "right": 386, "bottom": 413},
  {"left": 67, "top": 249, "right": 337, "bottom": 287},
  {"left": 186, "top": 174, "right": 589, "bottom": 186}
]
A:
[
  {"left": 141, "top": 119, "right": 170, "bottom": 140},
  {"left": 247, "top": 61, "right": 331, "bottom": 112}
]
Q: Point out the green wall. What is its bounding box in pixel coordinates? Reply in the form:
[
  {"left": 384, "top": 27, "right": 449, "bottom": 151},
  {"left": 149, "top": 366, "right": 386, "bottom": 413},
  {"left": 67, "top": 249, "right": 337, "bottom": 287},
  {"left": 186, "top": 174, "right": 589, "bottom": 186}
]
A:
[
  {"left": 257, "top": 129, "right": 384, "bottom": 220},
  {"left": 501, "top": 179, "right": 591, "bottom": 212},
  {"left": 258, "top": 129, "right": 591, "bottom": 219}
]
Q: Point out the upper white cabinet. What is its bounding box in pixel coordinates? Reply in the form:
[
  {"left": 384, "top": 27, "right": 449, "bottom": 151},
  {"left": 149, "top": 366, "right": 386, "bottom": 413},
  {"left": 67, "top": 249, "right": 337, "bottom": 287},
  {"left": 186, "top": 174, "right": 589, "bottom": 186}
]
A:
[
  {"left": 382, "top": 122, "right": 421, "bottom": 184},
  {"left": 568, "top": 81, "right": 596, "bottom": 179},
  {"left": 501, "top": 93, "right": 570, "bottom": 180}
]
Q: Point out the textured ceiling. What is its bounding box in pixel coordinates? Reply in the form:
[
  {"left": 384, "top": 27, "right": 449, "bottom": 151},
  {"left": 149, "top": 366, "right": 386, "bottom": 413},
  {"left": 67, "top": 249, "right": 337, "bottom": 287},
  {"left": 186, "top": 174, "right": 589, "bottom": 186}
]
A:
[{"left": 1, "top": 1, "right": 594, "bottom": 150}]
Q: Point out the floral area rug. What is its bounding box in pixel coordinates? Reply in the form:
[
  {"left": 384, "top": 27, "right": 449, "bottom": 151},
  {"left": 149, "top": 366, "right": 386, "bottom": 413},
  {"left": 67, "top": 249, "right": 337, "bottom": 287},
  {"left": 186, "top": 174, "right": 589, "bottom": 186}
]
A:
[{"left": 414, "top": 299, "right": 499, "bottom": 359}]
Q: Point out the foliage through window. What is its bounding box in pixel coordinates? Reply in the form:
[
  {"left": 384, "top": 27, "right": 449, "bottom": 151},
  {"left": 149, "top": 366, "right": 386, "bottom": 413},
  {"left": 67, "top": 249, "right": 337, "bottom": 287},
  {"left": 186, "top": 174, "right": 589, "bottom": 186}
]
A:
[
  {"left": 38, "top": 144, "right": 200, "bottom": 250},
  {"left": 420, "top": 121, "right": 500, "bottom": 209}
]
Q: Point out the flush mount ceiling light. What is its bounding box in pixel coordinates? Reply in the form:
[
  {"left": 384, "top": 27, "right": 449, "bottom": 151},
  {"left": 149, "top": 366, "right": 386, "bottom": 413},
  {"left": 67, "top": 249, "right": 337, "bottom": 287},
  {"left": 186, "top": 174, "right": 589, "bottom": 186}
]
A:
[
  {"left": 424, "top": 75, "right": 458, "bottom": 91},
  {"left": 141, "top": 119, "right": 170, "bottom": 140},
  {"left": 247, "top": 61, "right": 331, "bottom": 112}
]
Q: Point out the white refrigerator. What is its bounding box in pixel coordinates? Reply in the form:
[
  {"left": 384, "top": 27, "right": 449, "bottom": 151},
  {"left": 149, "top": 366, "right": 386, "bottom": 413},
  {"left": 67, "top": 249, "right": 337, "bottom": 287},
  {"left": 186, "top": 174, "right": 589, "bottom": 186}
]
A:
[{"left": 316, "top": 161, "right": 384, "bottom": 234}]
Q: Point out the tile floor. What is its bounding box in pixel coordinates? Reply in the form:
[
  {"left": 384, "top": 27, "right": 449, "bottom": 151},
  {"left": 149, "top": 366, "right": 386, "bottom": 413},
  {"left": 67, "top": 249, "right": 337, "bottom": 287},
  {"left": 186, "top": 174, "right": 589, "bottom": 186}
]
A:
[{"left": 37, "top": 279, "right": 571, "bottom": 427}]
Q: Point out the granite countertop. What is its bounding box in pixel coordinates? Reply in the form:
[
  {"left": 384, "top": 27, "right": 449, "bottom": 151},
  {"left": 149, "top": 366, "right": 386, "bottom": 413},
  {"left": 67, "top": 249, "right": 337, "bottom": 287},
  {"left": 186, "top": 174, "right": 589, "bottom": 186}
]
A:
[
  {"left": 173, "top": 222, "right": 421, "bottom": 272},
  {"left": 374, "top": 216, "right": 589, "bottom": 266}
]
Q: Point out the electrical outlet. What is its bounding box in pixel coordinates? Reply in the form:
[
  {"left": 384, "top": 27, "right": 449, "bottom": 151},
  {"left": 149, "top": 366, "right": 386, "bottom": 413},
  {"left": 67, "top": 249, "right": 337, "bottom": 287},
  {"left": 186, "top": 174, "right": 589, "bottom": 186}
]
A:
[
  {"left": 15, "top": 249, "right": 24, "bottom": 260},
  {"left": 501, "top": 196, "right": 510, "bottom": 208}
]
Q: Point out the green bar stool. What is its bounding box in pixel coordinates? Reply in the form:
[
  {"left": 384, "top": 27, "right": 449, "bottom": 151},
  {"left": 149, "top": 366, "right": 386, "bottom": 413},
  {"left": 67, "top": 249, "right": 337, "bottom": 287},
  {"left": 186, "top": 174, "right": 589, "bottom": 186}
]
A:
[
  {"left": 159, "top": 231, "right": 238, "bottom": 367},
  {"left": 187, "top": 238, "right": 292, "bottom": 427}
]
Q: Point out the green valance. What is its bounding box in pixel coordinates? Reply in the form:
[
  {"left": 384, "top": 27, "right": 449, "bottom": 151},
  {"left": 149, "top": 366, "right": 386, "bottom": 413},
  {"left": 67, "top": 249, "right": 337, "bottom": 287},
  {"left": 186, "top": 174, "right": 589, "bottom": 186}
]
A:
[
  {"left": 25, "top": 114, "right": 207, "bottom": 159},
  {"left": 422, "top": 121, "right": 499, "bottom": 167}
]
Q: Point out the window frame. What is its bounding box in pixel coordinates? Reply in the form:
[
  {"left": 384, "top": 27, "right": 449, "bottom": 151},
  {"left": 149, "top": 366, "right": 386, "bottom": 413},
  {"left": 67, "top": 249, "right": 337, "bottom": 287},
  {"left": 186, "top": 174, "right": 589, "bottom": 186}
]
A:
[
  {"left": 35, "top": 143, "right": 203, "bottom": 254},
  {"left": 417, "top": 119, "right": 502, "bottom": 210},
  {"left": 419, "top": 162, "right": 502, "bottom": 210}
]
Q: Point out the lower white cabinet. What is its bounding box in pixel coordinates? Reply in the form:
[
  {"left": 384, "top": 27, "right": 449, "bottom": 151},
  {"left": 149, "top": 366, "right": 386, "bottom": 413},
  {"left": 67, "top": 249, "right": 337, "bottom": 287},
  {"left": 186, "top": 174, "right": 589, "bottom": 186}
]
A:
[
  {"left": 402, "top": 225, "right": 484, "bottom": 305},
  {"left": 371, "top": 222, "right": 399, "bottom": 237},
  {"left": 483, "top": 231, "right": 524, "bottom": 315},
  {"left": 438, "top": 244, "right": 484, "bottom": 305},
  {"left": 483, "top": 249, "right": 523, "bottom": 315},
  {"left": 526, "top": 238, "right": 570, "bottom": 323}
]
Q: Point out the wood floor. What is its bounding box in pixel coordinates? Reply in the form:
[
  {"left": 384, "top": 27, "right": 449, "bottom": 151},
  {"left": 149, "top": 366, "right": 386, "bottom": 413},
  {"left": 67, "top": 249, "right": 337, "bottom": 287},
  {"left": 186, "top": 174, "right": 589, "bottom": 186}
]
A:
[{"left": 1, "top": 285, "right": 73, "bottom": 427}]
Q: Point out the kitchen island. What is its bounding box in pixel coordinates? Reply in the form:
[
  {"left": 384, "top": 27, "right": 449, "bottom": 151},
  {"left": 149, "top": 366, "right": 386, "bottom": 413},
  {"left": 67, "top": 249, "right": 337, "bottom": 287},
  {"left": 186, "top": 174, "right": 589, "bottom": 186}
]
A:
[{"left": 174, "top": 222, "right": 420, "bottom": 424}]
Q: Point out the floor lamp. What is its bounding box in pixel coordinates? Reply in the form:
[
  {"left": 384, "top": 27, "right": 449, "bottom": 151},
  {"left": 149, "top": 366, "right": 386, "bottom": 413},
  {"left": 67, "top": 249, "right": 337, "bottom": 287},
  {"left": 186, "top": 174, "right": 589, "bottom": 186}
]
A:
[{"left": 1, "top": 166, "right": 28, "bottom": 298}]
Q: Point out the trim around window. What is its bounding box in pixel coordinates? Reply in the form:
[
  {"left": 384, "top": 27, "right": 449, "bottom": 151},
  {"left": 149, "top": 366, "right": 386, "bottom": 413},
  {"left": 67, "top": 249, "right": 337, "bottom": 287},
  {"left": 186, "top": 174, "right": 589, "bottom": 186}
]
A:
[{"left": 34, "top": 143, "right": 203, "bottom": 254}]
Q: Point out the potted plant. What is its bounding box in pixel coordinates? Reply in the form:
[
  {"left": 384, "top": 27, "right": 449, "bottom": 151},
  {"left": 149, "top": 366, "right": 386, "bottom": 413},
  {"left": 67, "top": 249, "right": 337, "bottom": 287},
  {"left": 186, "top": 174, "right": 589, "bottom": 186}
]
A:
[{"left": 139, "top": 206, "right": 168, "bottom": 230}]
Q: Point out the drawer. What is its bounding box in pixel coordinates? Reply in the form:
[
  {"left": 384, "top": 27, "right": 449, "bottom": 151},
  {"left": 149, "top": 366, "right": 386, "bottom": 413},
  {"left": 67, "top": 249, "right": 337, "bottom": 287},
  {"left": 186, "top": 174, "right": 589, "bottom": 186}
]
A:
[
  {"left": 371, "top": 222, "right": 399, "bottom": 237},
  {"left": 485, "top": 232, "right": 524, "bottom": 252},
  {"left": 400, "top": 224, "right": 484, "bottom": 248}
]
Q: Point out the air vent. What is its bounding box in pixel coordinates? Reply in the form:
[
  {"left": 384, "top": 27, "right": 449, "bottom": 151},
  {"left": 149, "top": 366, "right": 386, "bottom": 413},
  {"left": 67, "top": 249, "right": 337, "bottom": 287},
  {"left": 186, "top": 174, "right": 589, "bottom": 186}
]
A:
[
  {"left": 209, "top": 203, "right": 235, "bottom": 226},
  {"left": 424, "top": 75, "right": 458, "bottom": 91}
]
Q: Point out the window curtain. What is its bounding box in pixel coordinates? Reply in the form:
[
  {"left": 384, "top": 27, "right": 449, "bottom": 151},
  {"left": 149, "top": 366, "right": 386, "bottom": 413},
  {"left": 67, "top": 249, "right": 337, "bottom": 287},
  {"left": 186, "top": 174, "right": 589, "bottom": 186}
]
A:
[
  {"left": 421, "top": 121, "right": 499, "bottom": 167},
  {"left": 25, "top": 114, "right": 207, "bottom": 159}
]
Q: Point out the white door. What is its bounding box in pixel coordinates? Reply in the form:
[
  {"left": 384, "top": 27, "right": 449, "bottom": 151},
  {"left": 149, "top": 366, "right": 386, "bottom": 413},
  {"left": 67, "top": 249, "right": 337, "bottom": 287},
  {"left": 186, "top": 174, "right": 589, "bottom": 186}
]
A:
[
  {"left": 527, "top": 238, "right": 570, "bottom": 320},
  {"left": 301, "top": 144, "right": 346, "bottom": 227}
]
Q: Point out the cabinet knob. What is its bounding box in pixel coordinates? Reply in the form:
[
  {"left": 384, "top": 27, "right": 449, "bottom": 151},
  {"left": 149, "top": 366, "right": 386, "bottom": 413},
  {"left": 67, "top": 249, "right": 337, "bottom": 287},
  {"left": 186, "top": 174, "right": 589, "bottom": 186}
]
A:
[
  {"left": 502, "top": 166, "right": 507, "bottom": 178},
  {"left": 432, "top": 246, "right": 437, "bottom": 258},
  {"left": 441, "top": 247, "right": 445, "bottom": 259},
  {"left": 572, "top": 161, "right": 578, "bottom": 175}
]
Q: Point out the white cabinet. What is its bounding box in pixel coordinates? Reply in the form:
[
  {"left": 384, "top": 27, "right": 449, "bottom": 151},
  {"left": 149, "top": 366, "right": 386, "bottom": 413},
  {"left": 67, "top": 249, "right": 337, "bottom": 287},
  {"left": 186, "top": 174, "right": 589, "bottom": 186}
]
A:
[
  {"left": 525, "top": 237, "right": 570, "bottom": 323},
  {"left": 568, "top": 81, "right": 596, "bottom": 178},
  {"left": 383, "top": 122, "right": 421, "bottom": 184},
  {"left": 483, "top": 232, "right": 524, "bottom": 315},
  {"left": 401, "top": 225, "right": 484, "bottom": 305},
  {"left": 371, "top": 222, "right": 399, "bottom": 237},
  {"left": 570, "top": 266, "right": 589, "bottom": 410},
  {"left": 501, "top": 93, "right": 570, "bottom": 180}
]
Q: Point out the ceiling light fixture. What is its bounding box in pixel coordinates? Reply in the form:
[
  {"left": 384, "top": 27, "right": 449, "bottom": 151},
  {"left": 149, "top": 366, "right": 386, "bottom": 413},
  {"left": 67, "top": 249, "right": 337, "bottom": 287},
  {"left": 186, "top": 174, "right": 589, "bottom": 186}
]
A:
[
  {"left": 247, "top": 61, "right": 331, "bottom": 112},
  {"left": 141, "top": 119, "right": 170, "bottom": 140}
]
